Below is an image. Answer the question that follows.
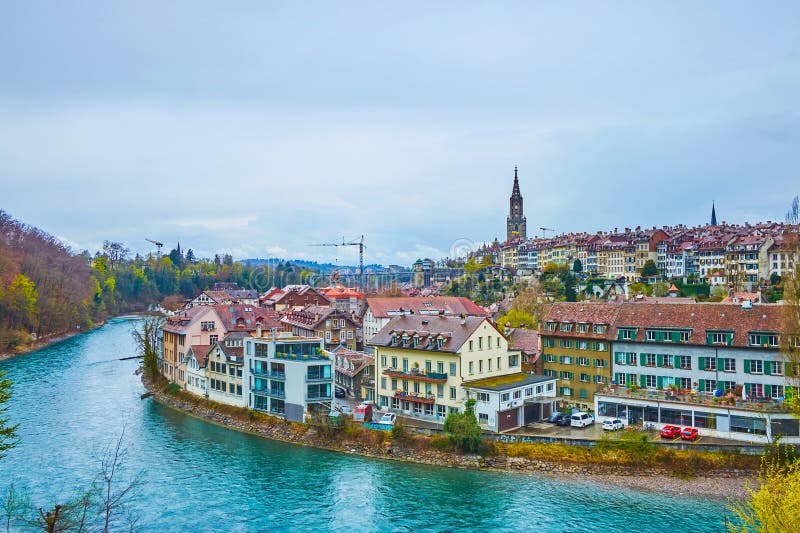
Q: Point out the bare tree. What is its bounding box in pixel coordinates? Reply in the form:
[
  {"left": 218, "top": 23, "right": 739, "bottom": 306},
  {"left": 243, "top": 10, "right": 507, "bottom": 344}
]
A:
[
  {"left": 787, "top": 194, "right": 800, "bottom": 225},
  {"left": 132, "top": 316, "right": 161, "bottom": 380},
  {"left": 2, "top": 481, "right": 30, "bottom": 533},
  {"left": 96, "top": 425, "right": 141, "bottom": 533}
]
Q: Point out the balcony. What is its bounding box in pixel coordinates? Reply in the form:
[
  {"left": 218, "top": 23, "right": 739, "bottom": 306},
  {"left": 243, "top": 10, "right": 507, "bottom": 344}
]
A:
[
  {"left": 253, "top": 388, "right": 286, "bottom": 399},
  {"left": 305, "top": 393, "right": 332, "bottom": 402},
  {"left": 393, "top": 391, "right": 436, "bottom": 405},
  {"left": 252, "top": 370, "right": 286, "bottom": 380},
  {"left": 306, "top": 375, "right": 333, "bottom": 383},
  {"left": 383, "top": 368, "right": 448, "bottom": 383},
  {"left": 598, "top": 386, "right": 789, "bottom": 413},
  {"left": 275, "top": 351, "right": 329, "bottom": 361}
]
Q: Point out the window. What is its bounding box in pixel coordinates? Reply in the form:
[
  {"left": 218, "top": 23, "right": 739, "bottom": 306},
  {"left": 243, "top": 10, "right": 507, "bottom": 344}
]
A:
[
  {"left": 559, "top": 371, "right": 574, "bottom": 380},
  {"left": 501, "top": 393, "right": 510, "bottom": 402},
  {"left": 468, "top": 361, "right": 474, "bottom": 375},
  {"left": 525, "top": 387, "right": 534, "bottom": 397},
  {"left": 402, "top": 358, "right": 409, "bottom": 372},
  {"left": 577, "top": 324, "right": 588, "bottom": 333},
  {"left": 513, "top": 390, "right": 522, "bottom": 400},
  {"left": 450, "top": 387, "right": 457, "bottom": 400},
  {"left": 771, "top": 385, "right": 785, "bottom": 399},
  {"left": 391, "top": 378, "right": 398, "bottom": 390},
  {"left": 593, "top": 324, "right": 607, "bottom": 334},
  {"left": 381, "top": 355, "right": 388, "bottom": 368},
  {"left": 703, "top": 380, "right": 716, "bottom": 394},
  {"left": 619, "top": 329, "right": 634, "bottom": 340},
  {"left": 437, "top": 384, "right": 444, "bottom": 398},
  {"left": 680, "top": 331, "right": 691, "bottom": 342},
  {"left": 508, "top": 354, "right": 518, "bottom": 367},
  {"left": 559, "top": 356, "right": 573, "bottom": 365},
  {"left": 542, "top": 338, "right": 555, "bottom": 348},
  {"left": 678, "top": 356, "right": 691, "bottom": 370},
  {"left": 381, "top": 377, "right": 387, "bottom": 390},
  {"left": 437, "top": 361, "right": 444, "bottom": 374},
  {"left": 498, "top": 356, "right": 503, "bottom": 369},
  {"left": 645, "top": 375, "right": 657, "bottom": 388},
  {"left": 478, "top": 337, "right": 483, "bottom": 350},
  {"left": 750, "top": 360, "right": 763, "bottom": 374},
  {"left": 645, "top": 354, "right": 656, "bottom": 367},
  {"left": 719, "top": 380, "right": 736, "bottom": 393},
  {"left": 577, "top": 357, "right": 589, "bottom": 366},
  {"left": 560, "top": 323, "right": 573, "bottom": 332},
  {"left": 469, "top": 340, "right": 474, "bottom": 351},
  {"left": 749, "top": 334, "right": 779, "bottom": 347},
  {"left": 593, "top": 375, "right": 606, "bottom": 384},
  {"left": 488, "top": 359, "right": 493, "bottom": 372},
  {"left": 580, "top": 373, "right": 590, "bottom": 383},
  {"left": 646, "top": 330, "right": 657, "bottom": 341},
  {"left": 721, "top": 358, "right": 736, "bottom": 372},
  {"left": 476, "top": 392, "right": 489, "bottom": 402},
  {"left": 544, "top": 322, "right": 556, "bottom": 331},
  {"left": 594, "top": 359, "right": 607, "bottom": 368},
  {"left": 478, "top": 360, "right": 483, "bottom": 373},
  {"left": 391, "top": 356, "right": 398, "bottom": 369},
  {"left": 560, "top": 387, "right": 573, "bottom": 396},
  {"left": 559, "top": 339, "right": 573, "bottom": 348},
  {"left": 449, "top": 363, "right": 457, "bottom": 377},
  {"left": 772, "top": 361, "right": 784, "bottom": 376},
  {"left": 544, "top": 354, "right": 556, "bottom": 363},
  {"left": 614, "top": 352, "right": 627, "bottom": 365},
  {"left": 709, "top": 332, "right": 729, "bottom": 345},
  {"left": 662, "top": 355, "right": 674, "bottom": 368},
  {"left": 544, "top": 369, "right": 558, "bottom": 378},
  {"left": 596, "top": 342, "right": 607, "bottom": 351},
  {"left": 478, "top": 413, "right": 489, "bottom": 424},
  {"left": 209, "top": 335, "right": 218, "bottom": 344}
]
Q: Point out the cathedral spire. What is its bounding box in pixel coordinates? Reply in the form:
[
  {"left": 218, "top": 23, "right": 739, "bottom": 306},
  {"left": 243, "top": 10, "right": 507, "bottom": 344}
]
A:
[
  {"left": 507, "top": 166, "right": 526, "bottom": 242},
  {"left": 512, "top": 165, "right": 520, "bottom": 196},
  {"left": 710, "top": 202, "right": 717, "bottom": 226}
]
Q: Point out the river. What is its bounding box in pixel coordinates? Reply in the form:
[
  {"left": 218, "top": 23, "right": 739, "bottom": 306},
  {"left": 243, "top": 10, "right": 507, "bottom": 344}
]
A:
[{"left": 0, "top": 317, "right": 732, "bottom": 531}]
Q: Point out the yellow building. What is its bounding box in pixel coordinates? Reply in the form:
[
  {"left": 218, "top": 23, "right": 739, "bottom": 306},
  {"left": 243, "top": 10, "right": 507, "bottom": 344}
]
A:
[
  {"left": 540, "top": 302, "right": 621, "bottom": 411},
  {"left": 369, "top": 315, "right": 521, "bottom": 421}
]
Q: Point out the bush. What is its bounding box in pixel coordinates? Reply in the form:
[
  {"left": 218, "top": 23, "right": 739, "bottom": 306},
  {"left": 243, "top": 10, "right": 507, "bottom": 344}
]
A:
[
  {"left": 442, "top": 399, "right": 483, "bottom": 453},
  {"left": 165, "top": 382, "right": 181, "bottom": 395}
]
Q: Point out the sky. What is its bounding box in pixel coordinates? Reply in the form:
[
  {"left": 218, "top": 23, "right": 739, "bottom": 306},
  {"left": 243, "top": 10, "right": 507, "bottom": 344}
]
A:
[{"left": 1, "top": 1, "right": 799, "bottom": 266}]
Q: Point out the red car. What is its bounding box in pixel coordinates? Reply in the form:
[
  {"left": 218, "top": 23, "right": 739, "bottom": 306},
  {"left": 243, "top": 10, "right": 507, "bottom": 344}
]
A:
[
  {"left": 660, "top": 425, "right": 681, "bottom": 439},
  {"left": 681, "top": 427, "right": 699, "bottom": 441}
]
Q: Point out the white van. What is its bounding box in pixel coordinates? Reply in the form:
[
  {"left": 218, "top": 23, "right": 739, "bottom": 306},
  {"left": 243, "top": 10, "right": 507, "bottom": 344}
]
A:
[{"left": 570, "top": 412, "right": 595, "bottom": 428}]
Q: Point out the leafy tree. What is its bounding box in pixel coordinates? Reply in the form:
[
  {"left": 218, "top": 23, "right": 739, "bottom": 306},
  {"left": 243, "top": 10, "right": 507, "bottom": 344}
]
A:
[
  {"left": 4, "top": 274, "right": 38, "bottom": 330},
  {"left": 727, "top": 457, "right": 800, "bottom": 532},
  {"left": 497, "top": 308, "right": 535, "bottom": 332},
  {"left": 641, "top": 260, "right": 659, "bottom": 278},
  {"left": 628, "top": 283, "right": 653, "bottom": 297},
  {"left": 573, "top": 259, "right": 583, "bottom": 273},
  {"left": 133, "top": 317, "right": 161, "bottom": 381},
  {"left": 652, "top": 282, "right": 669, "bottom": 297},
  {"left": 0, "top": 371, "right": 18, "bottom": 460},
  {"left": 442, "top": 399, "right": 482, "bottom": 452}
]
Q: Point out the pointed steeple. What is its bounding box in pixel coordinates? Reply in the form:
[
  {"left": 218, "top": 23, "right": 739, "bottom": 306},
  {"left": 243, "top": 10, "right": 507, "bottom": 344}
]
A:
[
  {"left": 512, "top": 165, "right": 521, "bottom": 197},
  {"left": 710, "top": 202, "right": 717, "bottom": 226}
]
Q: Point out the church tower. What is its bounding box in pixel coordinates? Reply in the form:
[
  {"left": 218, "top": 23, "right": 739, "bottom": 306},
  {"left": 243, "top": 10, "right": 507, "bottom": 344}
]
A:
[
  {"left": 507, "top": 166, "right": 527, "bottom": 242},
  {"left": 710, "top": 202, "right": 718, "bottom": 226}
]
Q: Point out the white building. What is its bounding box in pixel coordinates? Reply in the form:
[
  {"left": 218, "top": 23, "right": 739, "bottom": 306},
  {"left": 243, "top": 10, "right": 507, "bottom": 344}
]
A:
[
  {"left": 184, "top": 345, "right": 210, "bottom": 397},
  {"left": 244, "top": 334, "right": 334, "bottom": 422},
  {"left": 465, "top": 374, "right": 557, "bottom": 432}
]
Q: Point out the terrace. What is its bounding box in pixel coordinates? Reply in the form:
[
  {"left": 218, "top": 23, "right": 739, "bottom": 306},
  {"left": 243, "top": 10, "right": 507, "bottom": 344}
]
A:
[
  {"left": 383, "top": 368, "right": 448, "bottom": 383},
  {"left": 599, "top": 386, "right": 789, "bottom": 413},
  {"left": 394, "top": 391, "right": 436, "bottom": 405}
]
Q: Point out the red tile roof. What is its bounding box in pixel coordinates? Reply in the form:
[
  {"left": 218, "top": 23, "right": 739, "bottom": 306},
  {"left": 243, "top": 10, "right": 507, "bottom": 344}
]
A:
[
  {"left": 188, "top": 344, "right": 211, "bottom": 367},
  {"left": 366, "top": 296, "right": 487, "bottom": 319}
]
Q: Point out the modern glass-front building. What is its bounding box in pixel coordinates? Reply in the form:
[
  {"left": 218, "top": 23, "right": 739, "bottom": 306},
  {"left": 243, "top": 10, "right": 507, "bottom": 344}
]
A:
[{"left": 244, "top": 334, "right": 333, "bottom": 423}]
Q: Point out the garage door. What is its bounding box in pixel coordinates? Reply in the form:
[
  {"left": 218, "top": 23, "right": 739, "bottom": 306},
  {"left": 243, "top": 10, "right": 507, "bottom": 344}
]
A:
[
  {"left": 498, "top": 407, "right": 520, "bottom": 432},
  {"left": 524, "top": 404, "right": 541, "bottom": 425}
]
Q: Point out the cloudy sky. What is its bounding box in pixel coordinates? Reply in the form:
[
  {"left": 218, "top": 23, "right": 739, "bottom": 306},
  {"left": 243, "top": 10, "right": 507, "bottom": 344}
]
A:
[{"left": 1, "top": 2, "right": 799, "bottom": 266}]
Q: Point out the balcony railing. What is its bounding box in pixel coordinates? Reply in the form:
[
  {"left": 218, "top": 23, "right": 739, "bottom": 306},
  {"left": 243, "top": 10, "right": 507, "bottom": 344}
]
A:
[
  {"left": 598, "top": 386, "right": 789, "bottom": 413},
  {"left": 393, "top": 392, "right": 436, "bottom": 405},
  {"left": 305, "top": 375, "right": 333, "bottom": 383},
  {"left": 305, "top": 393, "right": 332, "bottom": 401},
  {"left": 252, "top": 370, "right": 286, "bottom": 380},
  {"left": 275, "top": 352, "right": 329, "bottom": 361},
  {"left": 383, "top": 368, "right": 448, "bottom": 383},
  {"left": 253, "top": 389, "right": 286, "bottom": 399}
]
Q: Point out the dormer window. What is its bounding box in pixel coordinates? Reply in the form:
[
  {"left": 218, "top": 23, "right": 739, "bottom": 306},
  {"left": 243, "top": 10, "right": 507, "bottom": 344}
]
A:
[
  {"left": 391, "top": 333, "right": 398, "bottom": 344},
  {"left": 437, "top": 337, "right": 444, "bottom": 348},
  {"left": 576, "top": 324, "right": 588, "bottom": 333},
  {"left": 592, "top": 324, "right": 607, "bottom": 334},
  {"left": 413, "top": 335, "right": 420, "bottom": 347},
  {"left": 402, "top": 334, "right": 410, "bottom": 346},
  {"left": 544, "top": 322, "right": 556, "bottom": 332},
  {"left": 560, "top": 323, "right": 573, "bottom": 332}
]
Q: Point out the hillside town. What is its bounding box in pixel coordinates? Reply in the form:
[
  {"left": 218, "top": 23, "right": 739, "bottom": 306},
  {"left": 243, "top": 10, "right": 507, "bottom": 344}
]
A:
[{"left": 155, "top": 169, "right": 800, "bottom": 446}]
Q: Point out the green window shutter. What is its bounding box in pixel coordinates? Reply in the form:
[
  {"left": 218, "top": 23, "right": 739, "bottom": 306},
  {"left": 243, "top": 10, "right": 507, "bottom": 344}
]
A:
[
  {"left": 617, "top": 331, "right": 624, "bottom": 341},
  {"left": 726, "top": 333, "right": 733, "bottom": 346},
  {"left": 698, "top": 357, "right": 706, "bottom": 370},
  {"left": 639, "top": 353, "right": 646, "bottom": 366},
  {"left": 698, "top": 379, "right": 705, "bottom": 391},
  {"left": 671, "top": 332, "right": 680, "bottom": 342},
  {"left": 744, "top": 360, "right": 751, "bottom": 374},
  {"left": 640, "top": 375, "right": 647, "bottom": 388},
  {"left": 657, "top": 376, "right": 664, "bottom": 389},
  {"left": 706, "top": 332, "right": 713, "bottom": 344},
  {"left": 764, "top": 361, "right": 772, "bottom": 375},
  {"left": 657, "top": 354, "right": 664, "bottom": 367},
  {"left": 764, "top": 384, "right": 773, "bottom": 397}
]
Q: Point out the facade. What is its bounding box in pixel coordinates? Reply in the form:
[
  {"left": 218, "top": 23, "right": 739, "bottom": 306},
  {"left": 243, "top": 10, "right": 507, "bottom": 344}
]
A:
[
  {"left": 280, "top": 305, "right": 361, "bottom": 351},
  {"left": 465, "top": 374, "right": 557, "bottom": 432},
  {"left": 369, "top": 315, "right": 522, "bottom": 423},
  {"left": 361, "top": 296, "right": 487, "bottom": 343},
  {"left": 184, "top": 345, "right": 211, "bottom": 397},
  {"left": 596, "top": 302, "right": 797, "bottom": 443},
  {"left": 322, "top": 285, "right": 364, "bottom": 314},
  {"left": 206, "top": 341, "right": 245, "bottom": 407},
  {"left": 331, "top": 347, "right": 374, "bottom": 400},
  {"left": 540, "top": 302, "right": 621, "bottom": 411},
  {"left": 244, "top": 334, "right": 333, "bottom": 422},
  {"left": 161, "top": 306, "right": 223, "bottom": 387},
  {"left": 506, "top": 166, "right": 527, "bottom": 242},
  {"left": 260, "top": 285, "right": 330, "bottom": 311}
]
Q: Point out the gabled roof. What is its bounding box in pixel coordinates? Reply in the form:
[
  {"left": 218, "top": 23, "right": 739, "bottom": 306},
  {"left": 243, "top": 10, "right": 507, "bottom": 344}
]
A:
[
  {"left": 280, "top": 305, "right": 351, "bottom": 329},
  {"left": 542, "top": 302, "right": 622, "bottom": 340},
  {"left": 187, "top": 344, "right": 211, "bottom": 367},
  {"left": 506, "top": 328, "right": 539, "bottom": 355},
  {"left": 611, "top": 303, "right": 783, "bottom": 347},
  {"left": 368, "top": 315, "right": 495, "bottom": 353},
  {"left": 214, "top": 304, "right": 282, "bottom": 332},
  {"left": 332, "top": 347, "right": 373, "bottom": 377},
  {"left": 162, "top": 306, "right": 216, "bottom": 333},
  {"left": 366, "top": 296, "right": 486, "bottom": 319}
]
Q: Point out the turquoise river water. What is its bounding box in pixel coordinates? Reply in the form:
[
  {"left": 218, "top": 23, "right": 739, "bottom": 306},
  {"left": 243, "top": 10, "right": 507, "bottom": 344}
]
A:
[{"left": 0, "top": 317, "right": 733, "bottom": 532}]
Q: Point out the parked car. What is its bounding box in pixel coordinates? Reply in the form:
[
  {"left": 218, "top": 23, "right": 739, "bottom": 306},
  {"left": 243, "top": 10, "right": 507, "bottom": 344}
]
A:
[
  {"left": 335, "top": 386, "right": 346, "bottom": 398},
  {"left": 660, "top": 425, "right": 682, "bottom": 439},
  {"left": 681, "top": 427, "right": 699, "bottom": 441},
  {"left": 570, "top": 412, "right": 595, "bottom": 428},
  {"left": 549, "top": 411, "right": 569, "bottom": 423},
  {"left": 378, "top": 413, "right": 396, "bottom": 425},
  {"left": 554, "top": 413, "right": 572, "bottom": 426},
  {"left": 602, "top": 418, "right": 624, "bottom": 431}
]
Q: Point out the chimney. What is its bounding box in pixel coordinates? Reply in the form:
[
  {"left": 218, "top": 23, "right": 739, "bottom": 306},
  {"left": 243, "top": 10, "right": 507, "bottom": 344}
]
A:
[{"left": 256, "top": 322, "right": 262, "bottom": 338}]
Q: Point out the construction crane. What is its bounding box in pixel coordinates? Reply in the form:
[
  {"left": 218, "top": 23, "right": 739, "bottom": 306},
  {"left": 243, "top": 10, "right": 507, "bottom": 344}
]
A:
[
  {"left": 309, "top": 235, "right": 365, "bottom": 292},
  {"left": 539, "top": 227, "right": 555, "bottom": 238},
  {"left": 145, "top": 238, "right": 163, "bottom": 257}
]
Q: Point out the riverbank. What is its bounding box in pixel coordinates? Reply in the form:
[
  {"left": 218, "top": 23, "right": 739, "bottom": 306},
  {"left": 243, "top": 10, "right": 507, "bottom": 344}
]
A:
[
  {"left": 0, "top": 320, "right": 106, "bottom": 362},
  {"left": 142, "top": 376, "right": 757, "bottom": 501}
]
